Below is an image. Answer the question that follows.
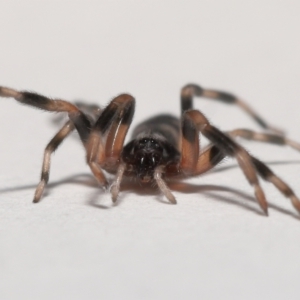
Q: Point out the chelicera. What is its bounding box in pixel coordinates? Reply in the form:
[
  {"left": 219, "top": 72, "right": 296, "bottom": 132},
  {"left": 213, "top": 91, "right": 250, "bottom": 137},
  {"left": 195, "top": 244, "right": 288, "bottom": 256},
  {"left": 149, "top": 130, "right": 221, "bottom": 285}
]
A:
[{"left": 1, "top": 83, "right": 300, "bottom": 215}]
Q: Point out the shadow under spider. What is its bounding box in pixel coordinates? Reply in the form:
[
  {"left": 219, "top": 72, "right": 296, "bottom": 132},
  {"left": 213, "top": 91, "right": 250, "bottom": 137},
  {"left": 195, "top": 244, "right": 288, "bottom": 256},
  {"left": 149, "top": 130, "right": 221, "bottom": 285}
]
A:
[
  {"left": 0, "top": 160, "right": 299, "bottom": 219},
  {"left": 212, "top": 160, "right": 300, "bottom": 174},
  {"left": 167, "top": 181, "right": 300, "bottom": 219}
]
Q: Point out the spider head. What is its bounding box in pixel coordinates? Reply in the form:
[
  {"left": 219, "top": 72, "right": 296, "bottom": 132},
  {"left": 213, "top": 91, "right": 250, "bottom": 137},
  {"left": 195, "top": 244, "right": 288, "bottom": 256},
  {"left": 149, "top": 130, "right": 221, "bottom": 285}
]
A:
[{"left": 122, "top": 137, "right": 164, "bottom": 182}]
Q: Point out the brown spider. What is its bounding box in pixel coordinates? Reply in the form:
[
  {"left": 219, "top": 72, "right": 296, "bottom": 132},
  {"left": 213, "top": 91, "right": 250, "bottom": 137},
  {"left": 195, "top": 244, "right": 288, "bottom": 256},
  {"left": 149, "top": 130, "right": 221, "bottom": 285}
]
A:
[{"left": 1, "top": 83, "right": 300, "bottom": 215}]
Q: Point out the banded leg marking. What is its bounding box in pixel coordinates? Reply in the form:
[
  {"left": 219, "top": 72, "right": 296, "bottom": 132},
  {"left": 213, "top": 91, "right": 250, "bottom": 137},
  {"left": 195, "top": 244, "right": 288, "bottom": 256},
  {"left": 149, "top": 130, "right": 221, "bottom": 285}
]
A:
[
  {"left": 193, "top": 145, "right": 225, "bottom": 176},
  {"left": 185, "top": 110, "right": 268, "bottom": 214},
  {"left": 180, "top": 113, "right": 200, "bottom": 174},
  {"left": 103, "top": 95, "right": 135, "bottom": 163},
  {"left": 85, "top": 94, "right": 135, "bottom": 200},
  {"left": 85, "top": 131, "right": 108, "bottom": 188},
  {"left": 1, "top": 85, "right": 106, "bottom": 200},
  {"left": 87, "top": 94, "right": 135, "bottom": 169},
  {"left": 181, "top": 84, "right": 283, "bottom": 134},
  {"left": 0, "top": 86, "right": 78, "bottom": 113},
  {"left": 0, "top": 86, "right": 96, "bottom": 144},
  {"left": 33, "top": 121, "right": 75, "bottom": 202},
  {"left": 227, "top": 129, "right": 300, "bottom": 152},
  {"left": 251, "top": 157, "right": 300, "bottom": 213}
]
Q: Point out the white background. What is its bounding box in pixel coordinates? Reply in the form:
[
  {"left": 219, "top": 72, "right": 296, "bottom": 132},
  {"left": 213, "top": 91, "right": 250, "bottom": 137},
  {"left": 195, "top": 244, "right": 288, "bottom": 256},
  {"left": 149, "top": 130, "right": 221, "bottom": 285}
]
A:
[{"left": 1, "top": 1, "right": 300, "bottom": 299}]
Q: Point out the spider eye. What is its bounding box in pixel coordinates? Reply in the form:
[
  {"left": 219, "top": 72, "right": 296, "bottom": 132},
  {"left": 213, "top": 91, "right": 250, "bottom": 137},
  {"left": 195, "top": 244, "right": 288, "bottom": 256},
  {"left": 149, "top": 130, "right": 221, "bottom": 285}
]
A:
[{"left": 136, "top": 138, "right": 149, "bottom": 149}]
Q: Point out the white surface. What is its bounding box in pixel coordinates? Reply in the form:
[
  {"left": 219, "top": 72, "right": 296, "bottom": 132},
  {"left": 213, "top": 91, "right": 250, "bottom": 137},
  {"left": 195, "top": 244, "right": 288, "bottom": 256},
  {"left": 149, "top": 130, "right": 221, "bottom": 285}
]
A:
[{"left": 1, "top": 1, "right": 300, "bottom": 299}]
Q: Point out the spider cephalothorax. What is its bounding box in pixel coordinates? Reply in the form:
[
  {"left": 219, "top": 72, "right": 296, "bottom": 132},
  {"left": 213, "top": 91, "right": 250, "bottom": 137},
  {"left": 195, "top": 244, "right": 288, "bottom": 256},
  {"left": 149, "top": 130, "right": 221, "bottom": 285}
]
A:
[
  {"left": 122, "top": 137, "right": 164, "bottom": 182},
  {"left": 1, "top": 83, "right": 300, "bottom": 215},
  {"left": 122, "top": 133, "right": 180, "bottom": 182}
]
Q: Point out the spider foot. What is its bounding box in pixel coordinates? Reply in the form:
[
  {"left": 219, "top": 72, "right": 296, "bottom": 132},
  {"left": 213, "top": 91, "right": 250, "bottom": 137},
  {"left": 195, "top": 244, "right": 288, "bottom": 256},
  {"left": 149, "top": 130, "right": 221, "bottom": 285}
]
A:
[
  {"left": 32, "top": 181, "right": 46, "bottom": 203},
  {"left": 33, "top": 197, "right": 41, "bottom": 204},
  {"left": 110, "top": 163, "right": 126, "bottom": 204},
  {"left": 165, "top": 191, "right": 177, "bottom": 204},
  {"left": 255, "top": 185, "right": 269, "bottom": 216},
  {"left": 154, "top": 167, "right": 177, "bottom": 204},
  {"left": 110, "top": 182, "right": 120, "bottom": 203}
]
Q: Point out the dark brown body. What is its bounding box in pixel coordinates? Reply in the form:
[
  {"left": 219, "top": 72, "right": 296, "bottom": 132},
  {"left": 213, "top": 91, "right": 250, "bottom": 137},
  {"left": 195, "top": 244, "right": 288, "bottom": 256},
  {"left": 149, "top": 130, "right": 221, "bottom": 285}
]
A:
[
  {"left": 1, "top": 83, "right": 300, "bottom": 215},
  {"left": 122, "top": 114, "right": 181, "bottom": 181}
]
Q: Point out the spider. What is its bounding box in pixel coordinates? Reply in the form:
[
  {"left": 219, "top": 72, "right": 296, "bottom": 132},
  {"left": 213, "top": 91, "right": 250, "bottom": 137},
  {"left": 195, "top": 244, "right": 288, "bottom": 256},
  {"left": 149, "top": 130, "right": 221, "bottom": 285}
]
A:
[{"left": 1, "top": 83, "right": 300, "bottom": 215}]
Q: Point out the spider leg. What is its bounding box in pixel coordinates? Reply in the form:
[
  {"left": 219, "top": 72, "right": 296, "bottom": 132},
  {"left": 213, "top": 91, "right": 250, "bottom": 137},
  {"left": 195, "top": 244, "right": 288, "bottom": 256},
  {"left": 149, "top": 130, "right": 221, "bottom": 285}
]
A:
[
  {"left": 227, "top": 129, "right": 300, "bottom": 152},
  {"left": 0, "top": 86, "right": 92, "bottom": 142},
  {"left": 179, "top": 113, "right": 200, "bottom": 174},
  {"left": 74, "top": 101, "right": 103, "bottom": 124},
  {"left": 184, "top": 110, "right": 269, "bottom": 215},
  {"left": 189, "top": 142, "right": 300, "bottom": 214},
  {"left": 99, "top": 94, "right": 135, "bottom": 166},
  {"left": 179, "top": 115, "right": 300, "bottom": 213},
  {"left": 178, "top": 112, "right": 227, "bottom": 176},
  {"left": 85, "top": 94, "right": 135, "bottom": 201},
  {"left": 160, "top": 114, "right": 223, "bottom": 203},
  {"left": 33, "top": 121, "right": 75, "bottom": 203},
  {"left": 1, "top": 86, "right": 102, "bottom": 199},
  {"left": 155, "top": 112, "right": 201, "bottom": 203},
  {"left": 225, "top": 130, "right": 300, "bottom": 211},
  {"left": 154, "top": 166, "right": 177, "bottom": 204},
  {"left": 181, "top": 84, "right": 283, "bottom": 134},
  {"left": 250, "top": 157, "right": 300, "bottom": 212},
  {"left": 110, "top": 163, "right": 126, "bottom": 202},
  {"left": 0, "top": 86, "right": 78, "bottom": 113},
  {"left": 193, "top": 145, "right": 226, "bottom": 176}
]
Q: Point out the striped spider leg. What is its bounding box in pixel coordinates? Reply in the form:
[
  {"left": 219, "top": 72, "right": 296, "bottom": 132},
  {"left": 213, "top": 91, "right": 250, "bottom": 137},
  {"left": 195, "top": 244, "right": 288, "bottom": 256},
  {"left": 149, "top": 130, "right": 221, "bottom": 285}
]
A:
[
  {"left": 84, "top": 94, "right": 135, "bottom": 202},
  {"left": 0, "top": 86, "right": 135, "bottom": 203},
  {"left": 181, "top": 83, "right": 284, "bottom": 134},
  {"left": 175, "top": 110, "right": 300, "bottom": 215},
  {"left": 158, "top": 84, "right": 300, "bottom": 214},
  {"left": 1, "top": 83, "right": 299, "bottom": 215}
]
